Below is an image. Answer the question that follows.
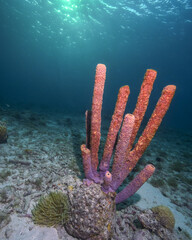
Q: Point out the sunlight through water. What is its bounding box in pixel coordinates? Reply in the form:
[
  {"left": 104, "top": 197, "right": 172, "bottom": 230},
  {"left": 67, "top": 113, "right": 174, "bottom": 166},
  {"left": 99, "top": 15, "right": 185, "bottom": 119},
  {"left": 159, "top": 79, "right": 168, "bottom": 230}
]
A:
[{"left": 1, "top": 0, "right": 192, "bottom": 48}]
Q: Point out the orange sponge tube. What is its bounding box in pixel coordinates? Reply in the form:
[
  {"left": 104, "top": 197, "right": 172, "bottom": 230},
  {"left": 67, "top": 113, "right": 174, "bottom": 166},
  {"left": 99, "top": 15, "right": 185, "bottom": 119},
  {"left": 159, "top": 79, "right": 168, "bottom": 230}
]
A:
[
  {"left": 127, "top": 69, "right": 157, "bottom": 152},
  {"left": 99, "top": 85, "right": 130, "bottom": 175},
  {"left": 123, "top": 85, "right": 176, "bottom": 181},
  {"left": 111, "top": 114, "right": 135, "bottom": 190},
  {"left": 90, "top": 64, "right": 106, "bottom": 173},
  {"left": 81, "top": 144, "right": 94, "bottom": 180}
]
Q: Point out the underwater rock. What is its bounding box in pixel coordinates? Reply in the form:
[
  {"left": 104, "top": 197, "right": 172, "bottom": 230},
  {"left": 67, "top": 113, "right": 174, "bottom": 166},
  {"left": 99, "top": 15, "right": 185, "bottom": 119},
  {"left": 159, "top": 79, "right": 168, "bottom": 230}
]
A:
[
  {"left": 0, "top": 186, "right": 15, "bottom": 204},
  {"left": 139, "top": 210, "right": 160, "bottom": 232},
  {"left": 65, "top": 182, "right": 116, "bottom": 240},
  {"left": 0, "top": 121, "right": 8, "bottom": 143},
  {"left": 0, "top": 211, "right": 11, "bottom": 229},
  {"left": 4, "top": 227, "right": 13, "bottom": 239},
  {"left": 138, "top": 208, "right": 177, "bottom": 240},
  {"left": 133, "top": 229, "right": 161, "bottom": 240}
]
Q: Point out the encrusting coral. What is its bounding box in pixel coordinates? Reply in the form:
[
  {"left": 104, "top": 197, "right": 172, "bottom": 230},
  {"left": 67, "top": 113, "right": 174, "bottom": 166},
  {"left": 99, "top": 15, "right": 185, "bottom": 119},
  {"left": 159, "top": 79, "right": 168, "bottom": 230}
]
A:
[{"left": 81, "top": 64, "right": 176, "bottom": 204}]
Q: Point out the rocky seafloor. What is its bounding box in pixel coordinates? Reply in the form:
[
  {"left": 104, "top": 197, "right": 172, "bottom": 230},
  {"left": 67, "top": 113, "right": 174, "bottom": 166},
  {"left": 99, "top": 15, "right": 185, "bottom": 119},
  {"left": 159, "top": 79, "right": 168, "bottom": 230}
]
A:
[{"left": 0, "top": 106, "right": 191, "bottom": 240}]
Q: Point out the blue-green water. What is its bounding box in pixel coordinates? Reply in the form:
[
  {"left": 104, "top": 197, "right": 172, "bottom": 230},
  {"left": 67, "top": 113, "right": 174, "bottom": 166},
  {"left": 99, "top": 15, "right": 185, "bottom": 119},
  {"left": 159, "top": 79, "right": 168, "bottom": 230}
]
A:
[{"left": 0, "top": 0, "right": 192, "bottom": 132}]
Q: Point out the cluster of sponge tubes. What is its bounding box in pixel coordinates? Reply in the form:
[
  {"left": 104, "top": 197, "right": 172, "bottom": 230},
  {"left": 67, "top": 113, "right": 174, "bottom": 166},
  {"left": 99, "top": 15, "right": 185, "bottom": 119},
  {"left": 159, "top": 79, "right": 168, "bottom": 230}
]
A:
[{"left": 81, "top": 64, "right": 176, "bottom": 204}]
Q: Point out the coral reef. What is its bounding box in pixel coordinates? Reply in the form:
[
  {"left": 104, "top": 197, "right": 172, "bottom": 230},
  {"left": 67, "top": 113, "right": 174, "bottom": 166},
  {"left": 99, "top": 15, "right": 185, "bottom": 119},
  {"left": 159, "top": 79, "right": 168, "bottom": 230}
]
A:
[
  {"left": 0, "top": 106, "right": 191, "bottom": 239},
  {"left": 82, "top": 64, "right": 176, "bottom": 204}
]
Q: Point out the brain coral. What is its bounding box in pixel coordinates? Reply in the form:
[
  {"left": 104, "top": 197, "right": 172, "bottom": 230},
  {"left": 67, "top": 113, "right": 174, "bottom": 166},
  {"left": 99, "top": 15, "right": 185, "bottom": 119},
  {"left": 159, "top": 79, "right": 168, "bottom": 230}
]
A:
[{"left": 151, "top": 205, "right": 175, "bottom": 231}]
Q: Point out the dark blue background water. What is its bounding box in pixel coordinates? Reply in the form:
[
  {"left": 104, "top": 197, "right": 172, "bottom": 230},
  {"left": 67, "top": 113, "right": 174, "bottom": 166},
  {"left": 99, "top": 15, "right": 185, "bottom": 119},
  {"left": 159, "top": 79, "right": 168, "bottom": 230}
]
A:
[{"left": 0, "top": 0, "right": 192, "bottom": 132}]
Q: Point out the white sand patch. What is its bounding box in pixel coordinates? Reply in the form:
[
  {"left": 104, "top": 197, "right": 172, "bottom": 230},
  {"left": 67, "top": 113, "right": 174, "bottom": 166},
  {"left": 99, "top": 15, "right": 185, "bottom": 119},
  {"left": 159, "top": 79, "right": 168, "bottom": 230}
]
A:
[
  {"left": 0, "top": 214, "right": 59, "bottom": 240},
  {"left": 135, "top": 182, "right": 192, "bottom": 236}
]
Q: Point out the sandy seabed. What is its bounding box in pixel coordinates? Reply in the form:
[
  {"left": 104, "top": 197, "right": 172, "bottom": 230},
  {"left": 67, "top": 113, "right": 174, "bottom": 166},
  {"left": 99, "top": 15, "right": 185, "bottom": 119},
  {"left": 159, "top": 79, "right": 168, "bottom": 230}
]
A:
[{"left": 0, "top": 107, "right": 191, "bottom": 239}]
